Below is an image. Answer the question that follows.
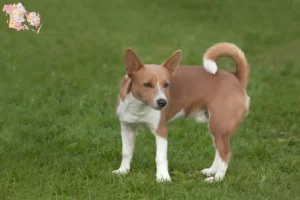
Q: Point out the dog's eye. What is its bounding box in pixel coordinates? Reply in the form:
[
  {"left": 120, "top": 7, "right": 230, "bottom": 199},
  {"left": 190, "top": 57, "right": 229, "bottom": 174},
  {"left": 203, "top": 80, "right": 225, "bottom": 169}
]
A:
[
  {"left": 143, "top": 82, "right": 152, "bottom": 88},
  {"left": 163, "top": 83, "right": 169, "bottom": 88}
]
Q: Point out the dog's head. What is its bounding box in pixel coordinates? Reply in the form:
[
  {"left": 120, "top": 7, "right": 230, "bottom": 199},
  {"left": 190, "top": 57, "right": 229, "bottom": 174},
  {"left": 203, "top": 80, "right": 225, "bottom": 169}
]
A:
[{"left": 124, "top": 48, "right": 182, "bottom": 110}]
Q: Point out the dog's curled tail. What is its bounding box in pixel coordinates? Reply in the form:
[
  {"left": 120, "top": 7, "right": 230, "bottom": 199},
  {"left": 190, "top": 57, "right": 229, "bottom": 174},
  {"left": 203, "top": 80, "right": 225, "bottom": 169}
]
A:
[{"left": 203, "top": 42, "right": 250, "bottom": 88}]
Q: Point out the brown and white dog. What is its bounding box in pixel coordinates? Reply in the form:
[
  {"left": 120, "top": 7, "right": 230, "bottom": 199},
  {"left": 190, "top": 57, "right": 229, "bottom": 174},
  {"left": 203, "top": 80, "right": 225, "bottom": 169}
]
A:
[{"left": 113, "top": 42, "right": 250, "bottom": 182}]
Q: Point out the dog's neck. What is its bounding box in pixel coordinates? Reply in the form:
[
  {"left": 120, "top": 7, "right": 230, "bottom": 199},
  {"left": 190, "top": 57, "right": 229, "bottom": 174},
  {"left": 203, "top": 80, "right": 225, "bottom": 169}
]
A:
[
  {"left": 117, "top": 92, "right": 156, "bottom": 125},
  {"left": 125, "top": 92, "right": 151, "bottom": 114}
]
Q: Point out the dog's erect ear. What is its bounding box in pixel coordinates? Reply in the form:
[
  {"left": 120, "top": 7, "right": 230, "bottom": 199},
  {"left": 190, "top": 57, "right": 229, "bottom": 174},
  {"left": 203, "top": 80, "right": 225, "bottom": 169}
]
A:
[
  {"left": 162, "top": 50, "right": 182, "bottom": 75},
  {"left": 124, "top": 48, "right": 143, "bottom": 78}
]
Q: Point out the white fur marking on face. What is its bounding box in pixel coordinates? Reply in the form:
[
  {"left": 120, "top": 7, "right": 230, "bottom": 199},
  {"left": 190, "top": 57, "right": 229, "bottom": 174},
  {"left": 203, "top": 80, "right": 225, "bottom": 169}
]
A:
[
  {"left": 155, "top": 73, "right": 167, "bottom": 100},
  {"left": 156, "top": 81, "right": 167, "bottom": 100},
  {"left": 203, "top": 57, "right": 218, "bottom": 74},
  {"left": 152, "top": 72, "right": 167, "bottom": 108},
  {"left": 155, "top": 135, "right": 171, "bottom": 182}
]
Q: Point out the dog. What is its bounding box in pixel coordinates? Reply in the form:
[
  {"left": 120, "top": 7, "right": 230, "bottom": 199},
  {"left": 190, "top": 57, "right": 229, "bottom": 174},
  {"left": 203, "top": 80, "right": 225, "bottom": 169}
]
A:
[{"left": 113, "top": 42, "right": 250, "bottom": 182}]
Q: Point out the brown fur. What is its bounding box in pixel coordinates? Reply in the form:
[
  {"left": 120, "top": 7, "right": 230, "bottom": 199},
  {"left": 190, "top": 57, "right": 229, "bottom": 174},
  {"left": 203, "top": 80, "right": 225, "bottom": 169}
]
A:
[
  {"left": 118, "top": 42, "right": 250, "bottom": 164},
  {"left": 203, "top": 42, "right": 250, "bottom": 88}
]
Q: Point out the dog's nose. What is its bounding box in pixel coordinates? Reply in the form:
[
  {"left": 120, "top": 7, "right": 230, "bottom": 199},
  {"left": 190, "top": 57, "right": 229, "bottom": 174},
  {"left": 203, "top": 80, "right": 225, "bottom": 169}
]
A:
[{"left": 157, "top": 99, "right": 167, "bottom": 108}]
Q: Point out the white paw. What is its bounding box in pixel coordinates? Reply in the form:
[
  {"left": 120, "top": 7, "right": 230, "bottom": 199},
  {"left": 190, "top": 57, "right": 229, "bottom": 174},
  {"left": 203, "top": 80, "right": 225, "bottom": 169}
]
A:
[
  {"left": 156, "top": 172, "right": 171, "bottom": 182},
  {"left": 200, "top": 168, "right": 217, "bottom": 176},
  {"left": 204, "top": 175, "right": 223, "bottom": 183},
  {"left": 204, "top": 176, "right": 215, "bottom": 183},
  {"left": 112, "top": 168, "right": 129, "bottom": 175}
]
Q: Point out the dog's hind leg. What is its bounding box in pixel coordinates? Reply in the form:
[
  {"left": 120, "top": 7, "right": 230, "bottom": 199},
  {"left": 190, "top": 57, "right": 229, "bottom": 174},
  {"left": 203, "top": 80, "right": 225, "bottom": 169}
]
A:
[
  {"left": 201, "top": 109, "right": 243, "bottom": 182},
  {"left": 203, "top": 125, "right": 234, "bottom": 183},
  {"left": 201, "top": 96, "right": 248, "bottom": 183},
  {"left": 205, "top": 133, "right": 232, "bottom": 183},
  {"left": 200, "top": 136, "right": 221, "bottom": 176}
]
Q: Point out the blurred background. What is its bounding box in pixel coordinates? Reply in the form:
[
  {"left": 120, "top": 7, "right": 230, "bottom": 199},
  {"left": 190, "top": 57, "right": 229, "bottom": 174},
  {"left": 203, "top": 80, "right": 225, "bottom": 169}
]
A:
[{"left": 0, "top": 0, "right": 300, "bottom": 199}]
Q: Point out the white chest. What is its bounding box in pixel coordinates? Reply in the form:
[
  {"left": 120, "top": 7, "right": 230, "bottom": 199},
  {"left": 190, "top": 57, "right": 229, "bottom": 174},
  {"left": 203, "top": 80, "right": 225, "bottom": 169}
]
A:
[{"left": 117, "top": 93, "right": 161, "bottom": 131}]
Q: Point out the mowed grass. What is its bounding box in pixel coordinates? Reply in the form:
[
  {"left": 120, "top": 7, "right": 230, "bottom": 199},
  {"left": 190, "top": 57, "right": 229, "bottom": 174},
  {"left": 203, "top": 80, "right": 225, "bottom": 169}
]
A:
[{"left": 1, "top": 0, "right": 300, "bottom": 199}]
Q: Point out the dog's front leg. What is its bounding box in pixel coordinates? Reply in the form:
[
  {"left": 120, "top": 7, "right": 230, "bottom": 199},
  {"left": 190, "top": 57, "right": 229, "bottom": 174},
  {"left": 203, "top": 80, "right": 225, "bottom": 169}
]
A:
[
  {"left": 154, "top": 130, "right": 171, "bottom": 182},
  {"left": 112, "top": 123, "right": 136, "bottom": 175}
]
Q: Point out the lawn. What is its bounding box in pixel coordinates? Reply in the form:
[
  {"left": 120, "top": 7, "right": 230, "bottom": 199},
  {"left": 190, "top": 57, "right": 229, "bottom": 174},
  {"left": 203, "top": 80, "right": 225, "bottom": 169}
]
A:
[{"left": 1, "top": 0, "right": 300, "bottom": 199}]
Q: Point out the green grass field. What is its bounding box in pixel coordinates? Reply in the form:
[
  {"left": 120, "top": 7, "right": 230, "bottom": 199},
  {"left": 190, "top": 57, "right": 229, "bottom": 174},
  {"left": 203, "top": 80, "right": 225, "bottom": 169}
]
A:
[{"left": 1, "top": 0, "right": 300, "bottom": 199}]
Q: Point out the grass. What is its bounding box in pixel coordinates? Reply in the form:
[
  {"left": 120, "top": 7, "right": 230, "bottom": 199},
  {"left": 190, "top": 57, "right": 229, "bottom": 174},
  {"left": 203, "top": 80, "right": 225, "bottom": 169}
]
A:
[{"left": 1, "top": 0, "right": 300, "bottom": 199}]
